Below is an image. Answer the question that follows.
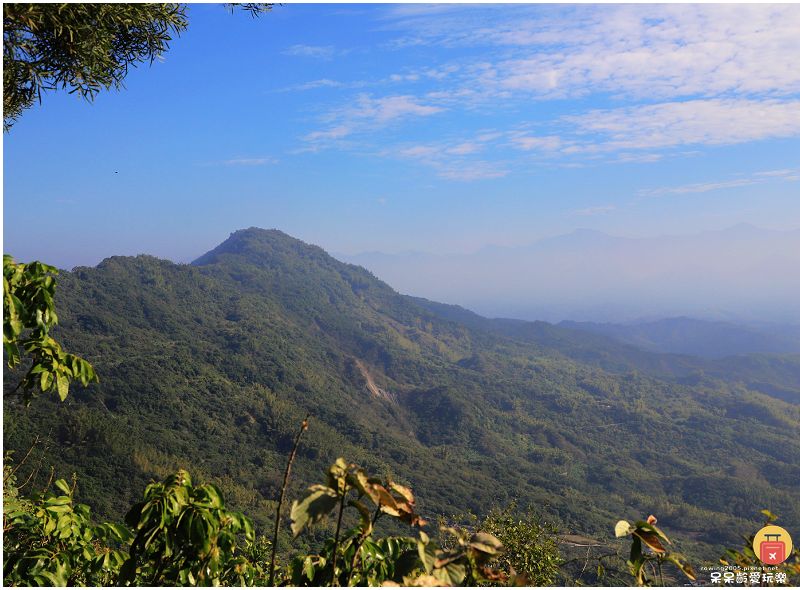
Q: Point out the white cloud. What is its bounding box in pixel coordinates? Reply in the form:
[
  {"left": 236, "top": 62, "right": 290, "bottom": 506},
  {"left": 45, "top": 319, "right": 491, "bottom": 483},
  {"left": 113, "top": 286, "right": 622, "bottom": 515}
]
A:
[
  {"left": 303, "top": 125, "right": 353, "bottom": 142},
  {"left": 508, "top": 134, "right": 563, "bottom": 152},
  {"left": 394, "top": 140, "right": 510, "bottom": 180},
  {"left": 277, "top": 79, "right": 345, "bottom": 92},
  {"left": 293, "top": 4, "right": 800, "bottom": 178},
  {"left": 438, "top": 162, "right": 510, "bottom": 181},
  {"left": 614, "top": 153, "right": 663, "bottom": 163},
  {"left": 561, "top": 99, "right": 800, "bottom": 152},
  {"left": 356, "top": 95, "right": 443, "bottom": 122},
  {"left": 302, "top": 95, "right": 445, "bottom": 147},
  {"left": 381, "top": 4, "right": 800, "bottom": 100},
  {"left": 399, "top": 144, "right": 443, "bottom": 161},
  {"left": 446, "top": 142, "right": 480, "bottom": 155},
  {"left": 476, "top": 132, "right": 503, "bottom": 142},
  {"left": 222, "top": 158, "right": 278, "bottom": 165},
  {"left": 282, "top": 45, "right": 336, "bottom": 60},
  {"left": 641, "top": 178, "right": 759, "bottom": 197},
  {"left": 640, "top": 167, "right": 800, "bottom": 197},
  {"left": 755, "top": 168, "right": 797, "bottom": 176}
]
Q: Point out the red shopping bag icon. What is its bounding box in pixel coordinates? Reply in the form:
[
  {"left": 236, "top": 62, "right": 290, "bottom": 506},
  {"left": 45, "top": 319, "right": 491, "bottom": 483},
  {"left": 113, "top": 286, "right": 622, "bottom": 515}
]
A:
[{"left": 760, "top": 534, "right": 785, "bottom": 565}]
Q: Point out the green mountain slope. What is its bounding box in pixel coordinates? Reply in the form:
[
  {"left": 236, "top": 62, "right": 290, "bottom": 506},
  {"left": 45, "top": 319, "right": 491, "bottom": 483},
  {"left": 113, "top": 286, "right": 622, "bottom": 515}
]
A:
[{"left": 5, "top": 228, "right": 800, "bottom": 566}]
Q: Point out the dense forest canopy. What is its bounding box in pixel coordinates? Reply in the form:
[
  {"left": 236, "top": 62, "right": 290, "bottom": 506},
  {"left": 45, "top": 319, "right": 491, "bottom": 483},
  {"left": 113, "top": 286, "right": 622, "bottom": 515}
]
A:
[{"left": 4, "top": 228, "right": 800, "bottom": 585}]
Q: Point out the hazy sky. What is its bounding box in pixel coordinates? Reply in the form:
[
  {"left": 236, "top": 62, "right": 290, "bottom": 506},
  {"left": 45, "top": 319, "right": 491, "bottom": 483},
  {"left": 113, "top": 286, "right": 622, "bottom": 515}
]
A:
[{"left": 4, "top": 3, "right": 800, "bottom": 269}]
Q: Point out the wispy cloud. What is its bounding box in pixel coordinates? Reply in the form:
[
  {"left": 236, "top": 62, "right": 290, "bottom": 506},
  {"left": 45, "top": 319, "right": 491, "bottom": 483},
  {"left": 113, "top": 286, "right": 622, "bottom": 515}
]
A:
[
  {"left": 350, "top": 94, "right": 444, "bottom": 123},
  {"left": 572, "top": 205, "right": 616, "bottom": 215},
  {"left": 445, "top": 142, "right": 480, "bottom": 155},
  {"left": 282, "top": 45, "right": 336, "bottom": 60},
  {"left": 559, "top": 99, "right": 800, "bottom": 152},
  {"left": 222, "top": 158, "right": 278, "bottom": 165},
  {"left": 302, "top": 94, "right": 445, "bottom": 148},
  {"left": 276, "top": 79, "right": 345, "bottom": 92},
  {"left": 389, "top": 132, "right": 513, "bottom": 179},
  {"left": 755, "top": 168, "right": 797, "bottom": 176},
  {"left": 641, "top": 166, "right": 800, "bottom": 196},
  {"left": 438, "top": 162, "right": 510, "bottom": 181},
  {"left": 643, "top": 178, "right": 760, "bottom": 196},
  {"left": 614, "top": 153, "right": 663, "bottom": 163},
  {"left": 507, "top": 134, "right": 564, "bottom": 152},
  {"left": 291, "top": 4, "right": 800, "bottom": 179},
  {"left": 380, "top": 4, "right": 800, "bottom": 99}
]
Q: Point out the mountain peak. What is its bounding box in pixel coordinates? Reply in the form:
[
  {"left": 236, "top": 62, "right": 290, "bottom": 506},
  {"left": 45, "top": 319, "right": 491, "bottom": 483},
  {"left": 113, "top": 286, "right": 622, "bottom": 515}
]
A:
[{"left": 191, "top": 227, "right": 320, "bottom": 267}]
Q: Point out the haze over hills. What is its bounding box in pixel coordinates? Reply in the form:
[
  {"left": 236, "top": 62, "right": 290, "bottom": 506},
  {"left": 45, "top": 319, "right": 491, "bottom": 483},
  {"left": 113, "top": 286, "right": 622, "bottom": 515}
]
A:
[
  {"left": 4, "top": 228, "right": 800, "bottom": 578},
  {"left": 333, "top": 224, "right": 800, "bottom": 325},
  {"left": 558, "top": 317, "right": 800, "bottom": 360}
]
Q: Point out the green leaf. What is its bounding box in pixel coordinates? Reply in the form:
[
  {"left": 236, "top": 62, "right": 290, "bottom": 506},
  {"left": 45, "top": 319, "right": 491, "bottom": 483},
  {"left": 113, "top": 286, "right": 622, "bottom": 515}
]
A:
[
  {"left": 56, "top": 373, "right": 69, "bottom": 401},
  {"left": 304, "top": 556, "right": 315, "bottom": 581},
  {"left": 416, "top": 537, "right": 437, "bottom": 575},
  {"left": 348, "top": 499, "right": 373, "bottom": 537},
  {"left": 200, "top": 483, "right": 224, "bottom": 509},
  {"left": 662, "top": 552, "right": 696, "bottom": 580},
  {"left": 54, "top": 479, "right": 71, "bottom": 495},
  {"left": 433, "top": 560, "right": 466, "bottom": 586},
  {"left": 56, "top": 514, "right": 72, "bottom": 533},
  {"left": 45, "top": 504, "right": 71, "bottom": 514},
  {"left": 346, "top": 468, "right": 380, "bottom": 505},
  {"left": 629, "top": 535, "right": 643, "bottom": 565},
  {"left": 290, "top": 484, "right": 340, "bottom": 539},
  {"left": 107, "top": 522, "right": 134, "bottom": 544},
  {"left": 615, "top": 520, "right": 633, "bottom": 537},
  {"left": 469, "top": 532, "right": 504, "bottom": 555},
  {"left": 326, "top": 458, "right": 350, "bottom": 494},
  {"left": 392, "top": 550, "right": 421, "bottom": 580},
  {"left": 434, "top": 548, "right": 466, "bottom": 569}
]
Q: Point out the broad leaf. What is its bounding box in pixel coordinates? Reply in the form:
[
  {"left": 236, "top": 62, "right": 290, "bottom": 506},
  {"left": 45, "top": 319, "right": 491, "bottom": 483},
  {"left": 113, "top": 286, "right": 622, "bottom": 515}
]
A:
[
  {"left": 663, "top": 552, "right": 696, "bottom": 580},
  {"left": 290, "top": 484, "right": 340, "bottom": 539},
  {"left": 348, "top": 499, "right": 373, "bottom": 537},
  {"left": 615, "top": 520, "right": 633, "bottom": 537}
]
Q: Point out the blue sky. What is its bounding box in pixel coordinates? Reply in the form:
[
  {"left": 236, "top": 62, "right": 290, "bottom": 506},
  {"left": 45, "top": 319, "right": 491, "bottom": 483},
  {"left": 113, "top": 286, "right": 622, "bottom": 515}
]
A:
[{"left": 4, "top": 2, "right": 800, "bottom": 270}]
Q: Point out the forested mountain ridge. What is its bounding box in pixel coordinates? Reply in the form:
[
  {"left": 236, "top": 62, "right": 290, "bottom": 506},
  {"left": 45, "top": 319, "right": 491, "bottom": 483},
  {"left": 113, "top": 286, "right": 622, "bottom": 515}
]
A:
[
  {"left": 409, "top": 296, "right": 800, "bottom": 406},
  {"left": 4, "top": 227, "right": 800, "bottom": 570}
]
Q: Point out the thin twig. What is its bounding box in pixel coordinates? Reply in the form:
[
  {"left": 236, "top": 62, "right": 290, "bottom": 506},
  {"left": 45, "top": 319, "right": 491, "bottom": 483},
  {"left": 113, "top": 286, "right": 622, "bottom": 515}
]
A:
[
  {"left": 3, "top": 434, "right": 39, "bottom": 485},
  {"left": 24, "top": 429, "right": 52, "bottom": 493},
  {"left": 330, "top": 483, "right": 349, "bottom": 587},
  {"left": 41, "top": 466, "right": 54, "bottom": 495},
  {"left": 576, "top": 545, "right": 591, "bottom": 583},
  {"left": 268, "top": 412, "right": 310, "bottom": 587}
]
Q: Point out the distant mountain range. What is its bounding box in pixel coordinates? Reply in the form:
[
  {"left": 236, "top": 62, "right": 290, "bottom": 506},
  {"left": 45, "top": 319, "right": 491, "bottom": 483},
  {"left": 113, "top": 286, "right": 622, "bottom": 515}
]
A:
[
  {"left": 558, "top": 317, "right": 800, "bottom": 359},
  {"left": 407, "top": 295, "right": 800, "bottom": 360},
  {"left": 333, "top": 224, "right": 800, "bottom": 325}
]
